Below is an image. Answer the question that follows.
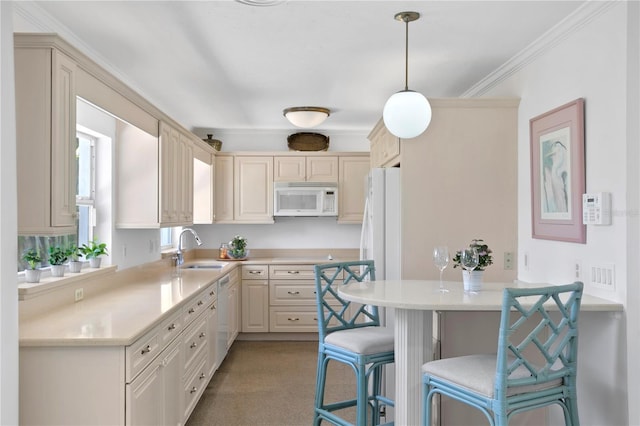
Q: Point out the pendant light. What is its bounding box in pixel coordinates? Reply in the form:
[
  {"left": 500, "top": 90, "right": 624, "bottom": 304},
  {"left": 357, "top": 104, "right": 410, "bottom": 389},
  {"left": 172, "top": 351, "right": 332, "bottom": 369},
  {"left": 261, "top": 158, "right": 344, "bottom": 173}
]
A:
[{"left": 383, "top": 11, "right": 432, "bottom": 139}]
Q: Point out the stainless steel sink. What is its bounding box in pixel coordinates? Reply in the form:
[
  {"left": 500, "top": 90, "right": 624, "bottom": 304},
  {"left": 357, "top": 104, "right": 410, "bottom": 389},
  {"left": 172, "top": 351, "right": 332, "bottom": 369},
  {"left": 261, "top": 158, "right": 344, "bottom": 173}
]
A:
[{"left": 182, "top": 264, "right": 225, "bottom": 270}]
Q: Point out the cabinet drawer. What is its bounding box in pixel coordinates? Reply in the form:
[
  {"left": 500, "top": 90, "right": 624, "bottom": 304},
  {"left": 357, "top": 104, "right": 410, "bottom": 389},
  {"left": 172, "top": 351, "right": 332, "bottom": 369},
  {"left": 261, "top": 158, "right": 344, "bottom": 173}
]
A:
[
  {"left": 269, "top": 307, "right": 320, "bottom": 332},
  {"left": 126, "top": 329, "right": 161, "bottom": 382},
  {"left": 159, "top": 310, "right": 183, "bottom": 347},
  {"left": 183, "top": 292, "right": 209, "bottom": 327},
  {"left": 183, "top": 353, "right": 208, "bottom": 421},
  {"left": 269, "top": 264, "right": 316, "bottom": 279},
  {"left": 242, "top": 264, "right": 268, "bottom": 279},
  {"left": 183, "top": 316, "right": 207, "bottom": 373},
  {"left": 270, "top": 280, "right": 317, "bottom": 305}
]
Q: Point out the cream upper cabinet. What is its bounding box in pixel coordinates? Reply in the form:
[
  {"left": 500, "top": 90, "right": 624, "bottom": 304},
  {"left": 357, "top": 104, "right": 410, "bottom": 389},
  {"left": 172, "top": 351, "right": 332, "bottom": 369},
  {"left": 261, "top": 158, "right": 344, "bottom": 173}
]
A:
[
  {"left": 214, "top": 156, "right": 234, "bottom": 223},
  {"left": 160, "top": 123, "right": 194, "bottom": 226},
  {"left": 338, "top": 156, "right": 369, "bottom": 224},
  {"left": 233, "top": 156, "right": 274, "bottom": 223},
  {"left": 274, "top": 156, "right": 338, "bottom": 182},
  {"left": 368, "top": 119, "right": 401, "bottom": 168},
  {"left": 15, "top": 44, "right": 78, "bottom": 235}
]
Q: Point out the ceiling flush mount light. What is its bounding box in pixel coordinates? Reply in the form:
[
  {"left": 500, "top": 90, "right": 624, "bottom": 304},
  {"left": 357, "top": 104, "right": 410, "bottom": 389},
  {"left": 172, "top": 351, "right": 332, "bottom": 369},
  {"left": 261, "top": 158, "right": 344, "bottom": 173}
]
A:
[
  {"left": 283, "top": 107, "right": 331, "bottom": 128},
  {"left": 383, "top": 11, "right": 432, "bottom": 139},
  {"left": 235, "top": 0, "right": 286, "bottom": 6}
]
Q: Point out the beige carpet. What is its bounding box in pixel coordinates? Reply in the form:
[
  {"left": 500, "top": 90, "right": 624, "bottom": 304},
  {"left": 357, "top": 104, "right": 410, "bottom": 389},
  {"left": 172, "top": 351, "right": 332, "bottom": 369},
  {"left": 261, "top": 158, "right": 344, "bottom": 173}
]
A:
[{"left": 186, "top": 340, "right": 357, "bottom": 426}]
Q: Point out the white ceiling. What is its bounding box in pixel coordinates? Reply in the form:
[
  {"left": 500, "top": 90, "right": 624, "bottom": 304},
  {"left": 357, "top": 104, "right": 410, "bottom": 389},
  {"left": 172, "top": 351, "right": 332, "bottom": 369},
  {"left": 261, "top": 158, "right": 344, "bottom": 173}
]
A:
[{"left": 22, "top": 1, "right": 584, "bottom": 134}]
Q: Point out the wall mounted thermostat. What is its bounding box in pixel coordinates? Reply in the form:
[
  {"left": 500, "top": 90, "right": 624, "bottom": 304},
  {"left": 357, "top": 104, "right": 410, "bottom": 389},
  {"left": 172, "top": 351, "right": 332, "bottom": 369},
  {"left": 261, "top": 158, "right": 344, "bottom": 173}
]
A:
[{"left": 582, "top": 192, "right": 611, "bottom": 225}]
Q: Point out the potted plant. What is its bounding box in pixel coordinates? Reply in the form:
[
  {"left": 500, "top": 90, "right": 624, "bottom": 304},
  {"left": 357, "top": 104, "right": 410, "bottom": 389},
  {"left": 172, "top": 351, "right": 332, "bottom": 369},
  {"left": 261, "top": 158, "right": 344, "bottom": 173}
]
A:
[
  {"left": 68, "top": 244, "right": 83, "bottom": 273},
  {"left": 452, "top": 239, "right": 493, "bottom": 292},
  {"left": 81, "top": 238, "right": 108, "bottom": 268},
  {"left": 22, "top": 248, "right": 42, "bottom": 283},
  {"left": 227, "top": 235, "right": 248, "bottom": 259},
  {"left": 48, "top": 245, "right": 69, "bottom": 277}
]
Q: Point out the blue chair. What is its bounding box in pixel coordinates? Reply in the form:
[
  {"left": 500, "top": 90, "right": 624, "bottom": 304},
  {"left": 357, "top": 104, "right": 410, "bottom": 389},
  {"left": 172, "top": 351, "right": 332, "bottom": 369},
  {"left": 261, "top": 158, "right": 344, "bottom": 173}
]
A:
[
  {"left": 422, "top": 282, "right": 584, "bottom": 426},
  {"left": 313, "top": 260, "right": 395, "bottom": 426}
]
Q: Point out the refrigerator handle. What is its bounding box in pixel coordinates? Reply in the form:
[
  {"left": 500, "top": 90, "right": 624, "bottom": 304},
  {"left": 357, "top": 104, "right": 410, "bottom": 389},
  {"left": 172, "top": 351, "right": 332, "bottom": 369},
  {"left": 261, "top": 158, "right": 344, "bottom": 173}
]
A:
[{"left": 359, "top": 196, "right": 371, "bottom": 261}]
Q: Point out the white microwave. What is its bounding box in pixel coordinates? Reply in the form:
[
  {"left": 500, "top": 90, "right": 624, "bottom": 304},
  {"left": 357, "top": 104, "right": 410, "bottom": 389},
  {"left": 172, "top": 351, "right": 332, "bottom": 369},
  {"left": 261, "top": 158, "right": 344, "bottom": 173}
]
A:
[{"left": 273, "top": 182, "right": 338, "bottom": 217}]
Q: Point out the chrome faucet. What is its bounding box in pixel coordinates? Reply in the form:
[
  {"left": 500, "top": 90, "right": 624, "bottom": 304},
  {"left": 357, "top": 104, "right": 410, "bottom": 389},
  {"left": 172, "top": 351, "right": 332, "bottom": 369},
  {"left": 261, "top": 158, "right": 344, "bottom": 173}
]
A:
[{"left": 176, "top": 228, "right": 203, "bottom": 266}]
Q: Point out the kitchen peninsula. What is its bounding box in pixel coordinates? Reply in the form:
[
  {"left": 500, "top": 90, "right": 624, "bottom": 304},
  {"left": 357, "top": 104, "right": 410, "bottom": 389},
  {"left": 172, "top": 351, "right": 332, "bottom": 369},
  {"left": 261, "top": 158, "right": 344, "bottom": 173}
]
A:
[{"left": 19, "top": 249, "right": 355, "bottom": 426}]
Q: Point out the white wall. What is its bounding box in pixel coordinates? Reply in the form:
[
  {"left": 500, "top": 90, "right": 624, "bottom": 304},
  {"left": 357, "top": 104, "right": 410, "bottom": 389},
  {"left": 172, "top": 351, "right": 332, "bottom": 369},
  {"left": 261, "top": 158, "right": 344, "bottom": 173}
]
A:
[
  {"left": 476, "top": 2, "right": 635, "bottom": 425},
  {"left": 0, "top": 2, "right": 19, "bottom": 424}
]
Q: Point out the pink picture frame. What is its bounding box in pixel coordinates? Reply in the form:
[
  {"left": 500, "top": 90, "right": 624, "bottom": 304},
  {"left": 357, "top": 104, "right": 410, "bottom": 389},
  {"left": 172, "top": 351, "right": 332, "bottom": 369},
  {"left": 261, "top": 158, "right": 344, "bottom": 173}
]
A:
[{"left": 530, "top": 98, "right": 586, "bottom": 243}]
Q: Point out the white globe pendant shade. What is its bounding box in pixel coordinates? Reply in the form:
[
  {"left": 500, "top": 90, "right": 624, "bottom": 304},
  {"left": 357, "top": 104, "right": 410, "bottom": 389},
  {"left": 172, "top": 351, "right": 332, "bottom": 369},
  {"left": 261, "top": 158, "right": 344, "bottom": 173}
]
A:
[{"left": 383, "top": 90, "right": 432, "bottom": 139}]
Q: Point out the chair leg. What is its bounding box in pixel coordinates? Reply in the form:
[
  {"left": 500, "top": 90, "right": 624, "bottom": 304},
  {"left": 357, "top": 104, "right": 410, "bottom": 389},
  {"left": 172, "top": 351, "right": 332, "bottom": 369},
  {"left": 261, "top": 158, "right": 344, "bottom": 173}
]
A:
[
  {"left": 314, "top": 353, "right": 328, "bottom": 426},
  {"left": 356, "top": 363, "right": 368, "bottom": 426},
  {"left": 565, "top": 396, "right": 580, "bottom": 426}
]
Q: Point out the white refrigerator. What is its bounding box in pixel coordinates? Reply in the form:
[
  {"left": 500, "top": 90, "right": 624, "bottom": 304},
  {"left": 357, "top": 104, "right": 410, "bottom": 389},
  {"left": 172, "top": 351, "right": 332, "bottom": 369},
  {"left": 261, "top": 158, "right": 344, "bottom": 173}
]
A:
[{"left": 359, "top": 167, "right": 401, "bottom": 422}]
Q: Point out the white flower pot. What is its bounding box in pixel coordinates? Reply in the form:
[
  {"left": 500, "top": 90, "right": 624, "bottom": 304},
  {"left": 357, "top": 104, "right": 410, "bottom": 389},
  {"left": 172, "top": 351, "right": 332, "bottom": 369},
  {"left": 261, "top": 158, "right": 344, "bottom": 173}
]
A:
[
  {"left": 25, "top": 269, "right": 41, "bottom": 283},
  {"left": 462, "top": 270, "right": 484, "bottom": 292},
  {"left": 51, "top": 264, "right": 66, "bottom": 277},
  {"left": 69, "top": 261, "right": 83, "bottom": 273},
  {"left": 89, "top": 257, "right": 102, "bottom": 268}
]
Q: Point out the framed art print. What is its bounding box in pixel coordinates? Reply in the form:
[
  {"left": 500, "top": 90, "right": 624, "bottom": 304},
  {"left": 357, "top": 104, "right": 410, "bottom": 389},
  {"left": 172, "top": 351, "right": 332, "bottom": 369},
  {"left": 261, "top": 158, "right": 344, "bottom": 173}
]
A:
[{"left": 530, "top": 98, "right": 586, "bottom": 243}]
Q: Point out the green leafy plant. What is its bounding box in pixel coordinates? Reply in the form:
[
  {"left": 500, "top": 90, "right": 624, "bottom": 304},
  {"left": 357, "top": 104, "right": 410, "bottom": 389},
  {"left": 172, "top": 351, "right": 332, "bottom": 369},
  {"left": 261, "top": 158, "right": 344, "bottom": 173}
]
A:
[
  {"left": 81, "top": 238, "right": 109, "bottom": 260},
  {"left": 22, "top": 248, "right": 42, "bottom": 270},
  {"left": 48, "top": 245, "right": 70, "bottom": 266},
  {"left": 68, "top": 244, "right": 83, "bottom": 262},
  {"left": 452, "top": 239, "right": 493, "bottom": 271},
  {"left": 228, "top": 235, "right": 247, "bottom": 258}
]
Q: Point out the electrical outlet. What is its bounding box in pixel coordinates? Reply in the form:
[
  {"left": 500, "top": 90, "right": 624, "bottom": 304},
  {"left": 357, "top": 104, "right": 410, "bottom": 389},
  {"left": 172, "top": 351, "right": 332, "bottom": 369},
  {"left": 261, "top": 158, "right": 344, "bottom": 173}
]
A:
[
  {"left": 574, "top": 261, "right": 582, "bottom": 280},
  {"left": 74, "top": 288, "right": 84, "bottom": 302},
  {"left": 504, "top": 252, "right": 514, "bottom": 270}
]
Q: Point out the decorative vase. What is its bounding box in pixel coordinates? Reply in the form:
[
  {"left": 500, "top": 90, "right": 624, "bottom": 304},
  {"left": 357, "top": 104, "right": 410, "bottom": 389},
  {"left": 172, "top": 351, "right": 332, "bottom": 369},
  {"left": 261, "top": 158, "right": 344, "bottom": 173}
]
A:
[
  {"left": 25, "top": 269, "right": 41, "bottom": 283},
  {"left": 462, "top": 270, "right": 483, "bottom": 292},
  {"left": 89, "top": 257, "right": 102, "bottom": 268},
  {"left": 69, "top": 261, "right": 83, "bottom": 273},
  {"left": 51, "top": 264, "right": 66, "bottom": 277}
]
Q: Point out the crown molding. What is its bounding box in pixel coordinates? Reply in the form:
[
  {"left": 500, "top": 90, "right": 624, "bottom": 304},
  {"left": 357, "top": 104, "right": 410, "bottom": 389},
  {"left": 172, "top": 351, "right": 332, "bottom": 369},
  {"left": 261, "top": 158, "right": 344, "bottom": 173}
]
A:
[{"left": 462, "top": 1, "right": 620, "bottom": 98}]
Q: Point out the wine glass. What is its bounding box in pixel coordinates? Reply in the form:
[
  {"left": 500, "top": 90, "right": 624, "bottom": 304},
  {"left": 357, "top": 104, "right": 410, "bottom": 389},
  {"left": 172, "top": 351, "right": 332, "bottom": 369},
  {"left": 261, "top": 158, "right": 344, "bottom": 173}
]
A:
[
  {"left": 433, "top": 246, "right": 450, "bottom": 293},
  {"left": 460, "top": 247, "right": 479, "bottom": 292}
]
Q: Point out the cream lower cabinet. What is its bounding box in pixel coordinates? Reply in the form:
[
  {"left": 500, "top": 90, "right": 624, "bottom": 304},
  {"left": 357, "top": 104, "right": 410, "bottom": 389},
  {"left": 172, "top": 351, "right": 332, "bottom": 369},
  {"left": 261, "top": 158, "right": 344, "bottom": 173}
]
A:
[
  {"left": 268, "top": 264, "right": 319, "bottom": 332},
  {"left": 338, "top": 155, "right": 370, "bottom": 224},
  {"left": 241, "top": 265, "right": 269, "bottom": 333},
  {"left": 15, "top": 40, "right": 78, "bottom": 235}
]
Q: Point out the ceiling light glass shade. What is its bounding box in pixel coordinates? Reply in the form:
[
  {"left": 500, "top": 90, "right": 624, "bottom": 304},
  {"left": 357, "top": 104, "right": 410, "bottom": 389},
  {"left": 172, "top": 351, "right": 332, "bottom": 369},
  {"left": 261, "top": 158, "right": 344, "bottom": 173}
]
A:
[
  {"left": 383, "top": 90, "right": 432, "bottom": 139},
  {"left": 283, "top": 107, "right": 330, "bottom": 128}
]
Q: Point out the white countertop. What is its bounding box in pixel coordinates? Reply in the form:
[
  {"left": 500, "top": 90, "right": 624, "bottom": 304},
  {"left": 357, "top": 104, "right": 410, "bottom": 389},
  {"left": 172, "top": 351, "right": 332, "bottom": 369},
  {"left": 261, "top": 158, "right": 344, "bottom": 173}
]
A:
[
  {"left": 338, "top": 279, "right": 623, "bottom": 311},
  {"left": 19, "top": 255, "right": 350, "bottom": 347}
]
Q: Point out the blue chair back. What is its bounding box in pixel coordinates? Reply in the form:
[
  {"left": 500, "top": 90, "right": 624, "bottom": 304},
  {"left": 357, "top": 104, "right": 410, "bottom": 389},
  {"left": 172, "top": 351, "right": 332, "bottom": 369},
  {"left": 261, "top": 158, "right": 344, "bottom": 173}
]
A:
[
  {"left": 314, "top": 260, "right": 380, "bottom": 342},
  {"left": 495, "top": 282, "right": 583, "bottom": 400}
]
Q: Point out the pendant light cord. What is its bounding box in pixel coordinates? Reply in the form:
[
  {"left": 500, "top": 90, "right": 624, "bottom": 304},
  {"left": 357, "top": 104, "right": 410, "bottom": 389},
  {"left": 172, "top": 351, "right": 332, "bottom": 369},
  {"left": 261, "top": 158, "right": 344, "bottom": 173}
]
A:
[{"left": 404, "top": 16, "right": 409, "bottom": 91}]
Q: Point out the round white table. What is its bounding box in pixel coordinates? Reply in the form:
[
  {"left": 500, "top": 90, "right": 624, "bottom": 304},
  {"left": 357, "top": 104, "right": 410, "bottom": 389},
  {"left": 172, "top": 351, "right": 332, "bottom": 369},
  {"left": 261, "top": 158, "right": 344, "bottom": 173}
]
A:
[{"left": 338, "top": 279, "right": 623, "bottom": 426}]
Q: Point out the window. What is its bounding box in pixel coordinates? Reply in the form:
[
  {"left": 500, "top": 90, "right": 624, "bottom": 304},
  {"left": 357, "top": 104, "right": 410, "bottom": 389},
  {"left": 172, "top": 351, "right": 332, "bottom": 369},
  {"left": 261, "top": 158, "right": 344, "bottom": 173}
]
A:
[
  {"left": 76, "top": 131, "right": 97, "bottom": 248},
  {"left": 160, "top": 227, "right": 173, "bottom": 249}
]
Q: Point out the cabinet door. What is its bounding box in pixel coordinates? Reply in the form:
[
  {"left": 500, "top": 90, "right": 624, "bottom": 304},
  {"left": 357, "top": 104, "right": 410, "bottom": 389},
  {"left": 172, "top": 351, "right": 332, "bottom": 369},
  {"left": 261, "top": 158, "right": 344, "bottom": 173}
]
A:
[
  {"left": 161, "top": 339, "right": 183, "bottom": 426},
  {"left": 227, "top": 281, "right": 240, "bottom": 348},
  {"left": 274, "top": 157, "right": 305, "bottom": 181},
  {"left": 214, "top": 156, "right": 234, "bottom": 222},
  {"left": 307, "top": 156, "right": 338, "bottom": 182},
  {"left": 178, "top": 133, "right": 194, "bottom": 224},
  {"left": 126, "top": 358, "right": 163, "bottom": 426},
  {"left": 242, "top": 280, "right": 269, "bottom": 333},
  {"left": 338, "top": 156, "right": 370, "bottom": 223},
  {"left": 234, "top": 156, "right": 274, "bottom": 223},
  {"left": 159, "top": 123, "right": 179, "bottom": 224},
  {"left": 51, "top": 50, "right": 78, "bottom": 228}
]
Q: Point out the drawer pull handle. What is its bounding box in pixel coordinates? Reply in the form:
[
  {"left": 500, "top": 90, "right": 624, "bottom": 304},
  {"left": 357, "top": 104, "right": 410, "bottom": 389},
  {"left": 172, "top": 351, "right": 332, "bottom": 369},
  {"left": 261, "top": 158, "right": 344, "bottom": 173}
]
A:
[
  {"left": 288, "top": 318, "right": 300, "bottom": 322},
  {"left": 168, "top": 323, "right": 176, "bottom": 331},
  {"left": 141, "top": 345, "right": 151, "bottom": 355},
  {"left": 190, "top": 342, "right": 198, "bottom": 349},
  {"left": 199, "top": 373, "right": 206, "bottom": 380},
  {"left": 188, "top": 308, "right": 195, "bottom": 314},
  {"left": 209, "top": 290, "right": 215, "bottom": 296},
  {"left": 197, "top": 300, "right": 204, "bottom": 306},
  {"left": 287, "top": 271, "right": 300, "bottom": 274},
  {"left": 249, "top": 270, "right": 262, "bottom": 275},
  {"left": 210, "top": 304, "right": 216, "bottom": 311},
  {"left": 190, "top": 387, "right": 198, "bottom": 394},
  {"left": 287, "top": 291, "right": 300, "bottom": 295},
  {"left": 199, "top": 332, "right": 206, "bottom": 338}
]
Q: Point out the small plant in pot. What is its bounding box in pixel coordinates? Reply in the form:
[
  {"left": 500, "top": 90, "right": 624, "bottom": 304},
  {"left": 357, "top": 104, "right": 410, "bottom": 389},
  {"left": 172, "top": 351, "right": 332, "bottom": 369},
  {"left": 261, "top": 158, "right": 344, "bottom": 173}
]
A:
[
  {"left": 227, "top": 235, "right": 248, "bottom": 259},
  {"left": 68, "top": 244, "right": 83, "bottom": 273},
  {"left": 48, "top": 245, "right": 69, "bottom": 278},
  {"left": 452, "top": 239, "right": 493, "bottom": 292},
  {"left": 81, "top": 238, "right": 108, "bottom": 268},
  {"left": 22, "top": 248, "right": 42, "bottom": 283}
]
